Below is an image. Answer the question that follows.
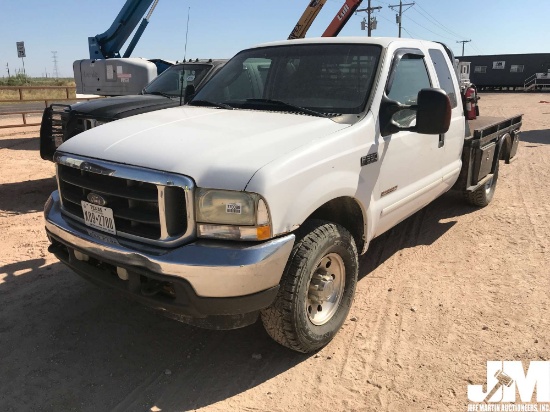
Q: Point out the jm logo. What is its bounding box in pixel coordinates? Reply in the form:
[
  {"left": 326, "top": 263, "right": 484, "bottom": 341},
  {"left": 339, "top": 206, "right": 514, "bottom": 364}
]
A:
[{"left": 468, "top": 361, "right": 550, "bottom": 403}]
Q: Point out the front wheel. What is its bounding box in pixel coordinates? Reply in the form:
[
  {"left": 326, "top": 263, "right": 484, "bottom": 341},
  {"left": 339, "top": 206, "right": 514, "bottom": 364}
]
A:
[{"left": 261, "top": 220, "right": 358, "bottom": 353}]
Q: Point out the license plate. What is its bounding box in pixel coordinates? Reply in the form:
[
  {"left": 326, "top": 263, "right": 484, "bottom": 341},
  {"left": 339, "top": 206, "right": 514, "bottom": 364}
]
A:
[{"left": 81, "top": 201, "right": 116, "bottom": 235}]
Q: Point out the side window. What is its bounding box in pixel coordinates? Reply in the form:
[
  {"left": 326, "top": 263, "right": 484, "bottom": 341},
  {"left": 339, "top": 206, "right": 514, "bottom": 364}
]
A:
[
  {"left": 428, "top": 49, "right": 458, "bottom": 108},
  {"left": 387, "top": 53, "right": 431, "bottom": 126}
]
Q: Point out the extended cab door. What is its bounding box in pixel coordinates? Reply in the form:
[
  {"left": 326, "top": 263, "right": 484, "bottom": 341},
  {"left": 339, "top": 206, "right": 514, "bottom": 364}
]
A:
[{"left": 374, "top": 48, "right": 446, "bottom": 236}]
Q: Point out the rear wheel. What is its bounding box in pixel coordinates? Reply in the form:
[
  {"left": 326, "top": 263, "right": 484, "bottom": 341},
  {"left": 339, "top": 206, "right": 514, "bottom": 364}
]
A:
[
  {"left": 261, "top": 220, "right": 358, "bottom": 353},
  {"left": 464, "top": 160, "right": 499, "bottom": 207}
]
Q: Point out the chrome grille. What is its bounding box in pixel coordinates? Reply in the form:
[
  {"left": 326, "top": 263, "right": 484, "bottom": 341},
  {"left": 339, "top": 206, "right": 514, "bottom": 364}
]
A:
[{"left": 55, "top": 154, "right": 195, "bottom": 246}]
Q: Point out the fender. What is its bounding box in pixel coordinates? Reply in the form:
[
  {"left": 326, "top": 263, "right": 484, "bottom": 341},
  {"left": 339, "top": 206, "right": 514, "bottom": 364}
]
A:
[
  {"left": 247, "top": 166, "right": 373, "bottom": 254},
  {"left": 494, "top": 132, "right": 511, "bottom": 172},
  {"left": 244, "top": 118, "right": 378, "bottom": 253}
]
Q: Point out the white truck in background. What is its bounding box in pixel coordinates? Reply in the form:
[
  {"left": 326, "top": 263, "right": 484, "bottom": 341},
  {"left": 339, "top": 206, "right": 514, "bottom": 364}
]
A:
[{"left": 44, "top": 37, "right": 521, "bottom": 353}]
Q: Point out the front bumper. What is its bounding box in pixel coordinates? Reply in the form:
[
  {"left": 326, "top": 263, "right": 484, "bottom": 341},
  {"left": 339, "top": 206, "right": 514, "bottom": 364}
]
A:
[{"left": 45, "top": 191, "right": 295, "bottom": 328}]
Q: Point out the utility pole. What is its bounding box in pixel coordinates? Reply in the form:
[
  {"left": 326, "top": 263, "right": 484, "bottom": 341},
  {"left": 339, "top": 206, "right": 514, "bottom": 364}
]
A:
[
  {"left": 357, "top": 0, "right": 382, "bottom": 37},
  {"left": 52, "top": 51, "right": 59, "bottom": 78},
  {"left": 388, "top": 1, "right": 415, "bottom": 38},
  {"left": 457, "top": 40, "right": 471, "bottom": 56}
]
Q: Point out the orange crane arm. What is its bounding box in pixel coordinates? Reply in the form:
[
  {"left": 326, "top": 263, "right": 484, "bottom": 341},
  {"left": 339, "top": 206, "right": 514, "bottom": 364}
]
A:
[
  {"left": 288, "top": 0, "right": 328, "bottom": 40},
  {"left": 322, "top": 0, "right": 363, "bottom": 37}
]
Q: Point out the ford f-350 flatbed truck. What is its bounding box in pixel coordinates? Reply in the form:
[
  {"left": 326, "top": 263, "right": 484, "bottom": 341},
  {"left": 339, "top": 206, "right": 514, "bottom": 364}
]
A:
[{"left": 44, "top": 37, "right": 521, "bottom": 353}]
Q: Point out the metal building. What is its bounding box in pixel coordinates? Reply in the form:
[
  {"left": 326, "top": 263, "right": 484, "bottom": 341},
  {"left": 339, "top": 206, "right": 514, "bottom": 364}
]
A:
[{"left": 457, "top": 53, "right": 550, "bottom": 91}]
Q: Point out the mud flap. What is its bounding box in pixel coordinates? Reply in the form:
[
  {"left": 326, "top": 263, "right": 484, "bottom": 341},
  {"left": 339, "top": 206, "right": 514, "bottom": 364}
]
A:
[{"left": 507, "top": 130, "right": 520, "bottom": 163}]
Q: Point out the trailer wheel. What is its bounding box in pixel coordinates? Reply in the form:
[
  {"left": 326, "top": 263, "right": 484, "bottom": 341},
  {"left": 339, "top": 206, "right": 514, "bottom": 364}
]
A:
[
  {"left": 261, "top": 220, "right": 358, "bottom": 353},
  {"left": 464, "top": 161, "right": 499, "bottom": 207}
]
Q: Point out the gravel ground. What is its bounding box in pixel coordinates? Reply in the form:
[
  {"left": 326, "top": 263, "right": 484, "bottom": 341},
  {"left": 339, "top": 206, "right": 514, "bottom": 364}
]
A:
[{"left": 0, "top": 93, "right": 549, "bottom": 411}]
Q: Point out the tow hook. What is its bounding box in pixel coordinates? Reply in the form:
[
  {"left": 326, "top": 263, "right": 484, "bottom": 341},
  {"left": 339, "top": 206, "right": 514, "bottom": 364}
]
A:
[{"left": 141, "top": 279, "right": 165, "bottom": 296}]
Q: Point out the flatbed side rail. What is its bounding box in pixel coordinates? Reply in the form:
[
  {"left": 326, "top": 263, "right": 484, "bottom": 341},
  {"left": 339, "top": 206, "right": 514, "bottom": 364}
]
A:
[{"left": 471, "top": 114, "right": 523, "bottom": 140}]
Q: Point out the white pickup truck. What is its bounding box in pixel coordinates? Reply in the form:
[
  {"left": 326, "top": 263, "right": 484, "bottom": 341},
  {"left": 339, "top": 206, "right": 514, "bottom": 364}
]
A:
[{"left": 44, "top": 37, "right": 522, "bottom": 353}]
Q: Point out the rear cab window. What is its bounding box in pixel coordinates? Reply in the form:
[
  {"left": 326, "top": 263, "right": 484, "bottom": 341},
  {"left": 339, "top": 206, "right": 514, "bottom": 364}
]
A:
[{"left": 428, "top": 49, "right": 458, "bottom": 108}]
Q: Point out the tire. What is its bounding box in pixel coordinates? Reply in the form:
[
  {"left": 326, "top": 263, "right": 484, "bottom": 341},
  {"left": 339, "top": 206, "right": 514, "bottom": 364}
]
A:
[
  {"left": 261, "top": 220, "right": 358, "bottom": 353},
  {"left": 463, "top": 160, "right": 499, "bottom": 207}
]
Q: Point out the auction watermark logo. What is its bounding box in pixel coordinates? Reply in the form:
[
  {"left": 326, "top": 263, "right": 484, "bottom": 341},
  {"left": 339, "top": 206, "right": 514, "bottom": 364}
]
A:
[{"left": 468, "top": 361, "right": 550, "bottom": 411}]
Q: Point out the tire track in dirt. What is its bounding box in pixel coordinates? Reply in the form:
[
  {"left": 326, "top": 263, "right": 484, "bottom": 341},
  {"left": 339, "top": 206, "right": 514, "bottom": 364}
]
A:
[{"left": 333, "top": 207, "right": 436, "bottom": 410}]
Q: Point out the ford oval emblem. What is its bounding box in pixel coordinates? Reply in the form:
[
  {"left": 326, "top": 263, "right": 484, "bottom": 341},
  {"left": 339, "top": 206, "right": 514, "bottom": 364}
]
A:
[{"left": 87, "top": 192, "right": 107, "bottom": 206}]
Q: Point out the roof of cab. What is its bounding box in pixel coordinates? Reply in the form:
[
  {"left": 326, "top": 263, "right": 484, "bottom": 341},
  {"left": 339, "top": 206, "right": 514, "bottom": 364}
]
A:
[{"left": 249, "top": 36, "right": 441, "bottom": 50}]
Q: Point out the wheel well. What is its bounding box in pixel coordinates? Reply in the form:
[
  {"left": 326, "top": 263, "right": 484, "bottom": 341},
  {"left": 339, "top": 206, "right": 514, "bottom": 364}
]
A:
[{"left": 307, "top": 197, "right": 365, "bottom": 253}]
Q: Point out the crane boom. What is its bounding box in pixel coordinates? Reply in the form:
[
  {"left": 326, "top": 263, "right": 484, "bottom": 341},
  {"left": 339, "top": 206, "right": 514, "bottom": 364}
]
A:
[
  {"left": 88, "top": 0, "right": 158, "bottom": 59},
  {"left": 322, "top": 0, "right": 363, "bottom": 37},
  {"left": 76, "top": 0, "right": 169, "bottom": 96},
  {"left": 288, "top": 0, "right": 328, "bottom": 40}
]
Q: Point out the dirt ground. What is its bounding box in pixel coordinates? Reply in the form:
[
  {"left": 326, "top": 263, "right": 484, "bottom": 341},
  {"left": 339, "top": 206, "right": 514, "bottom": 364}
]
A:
[{"left": 1, "top": 93, "right": 549, "bottom": 412}]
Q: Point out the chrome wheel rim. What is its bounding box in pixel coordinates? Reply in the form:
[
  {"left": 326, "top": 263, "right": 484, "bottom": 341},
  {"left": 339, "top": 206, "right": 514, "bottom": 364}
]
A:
[{"left": 306, "top": 253, "right": 345, "bottom": 325}]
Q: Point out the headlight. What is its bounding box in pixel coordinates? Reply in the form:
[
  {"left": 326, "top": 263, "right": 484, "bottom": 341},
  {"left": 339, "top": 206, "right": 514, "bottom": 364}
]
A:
[{"left": 196, "top": 189, "right": 271, "bottom": 241}]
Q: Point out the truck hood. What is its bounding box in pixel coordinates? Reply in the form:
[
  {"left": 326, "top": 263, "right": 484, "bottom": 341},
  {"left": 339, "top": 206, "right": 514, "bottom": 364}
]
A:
[
  {"left": 70, "top": 95, "right": 179, "bottom": 119},
  {"left": 59, "top": 106, "right": 350, "bottom": 190}
]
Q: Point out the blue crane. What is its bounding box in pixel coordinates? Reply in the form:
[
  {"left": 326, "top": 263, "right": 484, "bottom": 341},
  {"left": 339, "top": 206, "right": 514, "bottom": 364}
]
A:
[{"left": 88, "top": 0, "right": 159, "bottom": 59}]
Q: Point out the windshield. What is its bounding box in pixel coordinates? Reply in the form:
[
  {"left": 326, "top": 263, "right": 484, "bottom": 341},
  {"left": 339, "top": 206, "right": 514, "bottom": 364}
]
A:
[
  {"left": 191, "top": 43, "right": 381, "bottom": 115},
  {"left": 143, "top": 64, "right": 212, "bottom": 96}
]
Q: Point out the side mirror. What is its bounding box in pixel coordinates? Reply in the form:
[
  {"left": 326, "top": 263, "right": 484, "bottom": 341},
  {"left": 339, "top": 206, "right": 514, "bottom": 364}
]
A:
[
  {"left": 379, "top": 88, "right": 451, "bottom": 136},
  {"left": 415, "top": 88, "right": 451, "bottom": 135},
  {"left": 183, "top": 84, "right": 196, "bottom": 104}
]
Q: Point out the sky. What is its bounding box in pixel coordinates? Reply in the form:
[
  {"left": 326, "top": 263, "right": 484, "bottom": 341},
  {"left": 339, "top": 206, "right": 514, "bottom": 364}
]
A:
[{"left": 0, "top": 0, "right": 549, "bottom": 78}]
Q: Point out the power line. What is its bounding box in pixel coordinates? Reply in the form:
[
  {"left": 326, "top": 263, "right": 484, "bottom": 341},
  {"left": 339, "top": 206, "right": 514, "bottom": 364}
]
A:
[
  {"left": 411, "top": 7, "right": 464, "bottom": 40},
  {"left": 376, "top": 11, "right": 396, "bottom": 26},
  {"left": 414, "top": 0, "right": 467, "bottom": 39},
  {"left": 399, "top": 1, "right": 485, "bottom": 54},
  {"left": 469, "top": 41, "right": 485, "bottom": 55},
  {"left": 401, "top": 25, "right": 419, "bottom": 38},
  {"left": 404, "top": 15, "right": 456, "bottom": 42}
]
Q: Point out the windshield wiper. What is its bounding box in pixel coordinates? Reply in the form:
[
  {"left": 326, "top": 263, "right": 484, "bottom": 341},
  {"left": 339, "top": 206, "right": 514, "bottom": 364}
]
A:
[
  {"left": 245, "top": 98, "right": 329, "bottom": 118},
  {"left": 189, "top": 100, "right": 234, "bottom": 110},
  {"left": 146, "top": 91, "right": 173, "bottom": 98}
]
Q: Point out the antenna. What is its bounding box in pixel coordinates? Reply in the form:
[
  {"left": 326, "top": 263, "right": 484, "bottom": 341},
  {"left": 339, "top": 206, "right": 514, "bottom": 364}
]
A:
[{"left": 183, "top": 7, "right": 190, "bottom": 61}]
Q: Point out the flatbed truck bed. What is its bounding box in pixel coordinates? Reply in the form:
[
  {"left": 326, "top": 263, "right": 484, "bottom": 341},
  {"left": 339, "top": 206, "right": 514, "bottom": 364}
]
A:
[{"left": 454, "top": 114, "right": 522, "bottom": 203}]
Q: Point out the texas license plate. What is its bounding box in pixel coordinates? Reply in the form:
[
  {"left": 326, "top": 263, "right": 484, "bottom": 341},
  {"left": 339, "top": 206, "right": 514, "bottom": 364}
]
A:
[{"left": 81, "top": 201, "right": 116, "bottom": 235}]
